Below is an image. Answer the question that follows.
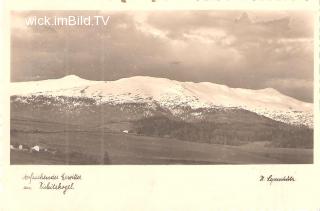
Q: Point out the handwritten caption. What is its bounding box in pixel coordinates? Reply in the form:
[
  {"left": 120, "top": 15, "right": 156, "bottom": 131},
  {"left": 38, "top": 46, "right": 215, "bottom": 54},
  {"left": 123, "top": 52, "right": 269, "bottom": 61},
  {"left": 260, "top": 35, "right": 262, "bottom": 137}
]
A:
[
  {"left": 259, "top": 174, "right": 295, "bottom": 185},
  {"left": 22, "top": 172, "right": 82, "bottom": 194}
]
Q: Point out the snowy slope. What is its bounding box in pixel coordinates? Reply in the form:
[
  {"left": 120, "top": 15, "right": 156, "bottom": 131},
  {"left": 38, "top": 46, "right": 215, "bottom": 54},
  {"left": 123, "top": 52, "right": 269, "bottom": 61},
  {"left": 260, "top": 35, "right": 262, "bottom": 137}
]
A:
[{"left": 10, "top": 75, "right": 313, "bottom": 128}]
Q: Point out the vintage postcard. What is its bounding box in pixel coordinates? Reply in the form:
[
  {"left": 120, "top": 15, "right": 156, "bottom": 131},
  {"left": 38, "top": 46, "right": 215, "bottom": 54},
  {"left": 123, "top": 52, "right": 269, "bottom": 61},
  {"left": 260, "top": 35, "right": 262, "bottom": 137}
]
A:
[{"left": 1, "top": 0, "right": 320, "bottom": 210}]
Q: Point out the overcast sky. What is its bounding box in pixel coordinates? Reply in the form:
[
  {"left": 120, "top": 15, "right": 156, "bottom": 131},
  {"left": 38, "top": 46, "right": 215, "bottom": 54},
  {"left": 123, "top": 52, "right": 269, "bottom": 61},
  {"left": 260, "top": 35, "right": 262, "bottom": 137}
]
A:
[{"left": 11, "top": 11, "right": 314, "bottom": 102}]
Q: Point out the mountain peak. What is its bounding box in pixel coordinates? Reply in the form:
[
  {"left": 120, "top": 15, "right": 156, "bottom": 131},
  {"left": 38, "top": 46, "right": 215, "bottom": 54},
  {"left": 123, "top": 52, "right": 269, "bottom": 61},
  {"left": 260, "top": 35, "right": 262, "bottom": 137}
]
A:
[{"left": 61, "top": 75, "right": 85, "bottom": 81}]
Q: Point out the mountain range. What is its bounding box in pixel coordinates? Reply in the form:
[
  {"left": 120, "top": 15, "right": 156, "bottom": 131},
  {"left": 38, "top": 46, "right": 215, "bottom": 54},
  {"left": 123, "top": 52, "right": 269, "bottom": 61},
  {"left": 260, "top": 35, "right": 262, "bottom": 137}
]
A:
[{"left": 11, "top": 75, "right": 313, "bottom": 129}]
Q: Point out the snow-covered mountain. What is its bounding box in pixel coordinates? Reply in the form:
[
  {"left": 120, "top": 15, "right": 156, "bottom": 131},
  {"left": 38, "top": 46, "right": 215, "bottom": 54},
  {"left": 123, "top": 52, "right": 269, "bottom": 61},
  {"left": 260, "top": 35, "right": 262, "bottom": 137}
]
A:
[{"left": 10, "top": 75, "right": 313, "bottom": 128}]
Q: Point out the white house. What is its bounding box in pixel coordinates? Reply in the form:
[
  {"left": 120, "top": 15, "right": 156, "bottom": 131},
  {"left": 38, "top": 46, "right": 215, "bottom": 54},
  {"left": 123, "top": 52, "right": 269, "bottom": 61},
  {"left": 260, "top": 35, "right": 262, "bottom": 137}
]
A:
[{"left": 31, "top": 145, "right": 40, "bottom": 152}]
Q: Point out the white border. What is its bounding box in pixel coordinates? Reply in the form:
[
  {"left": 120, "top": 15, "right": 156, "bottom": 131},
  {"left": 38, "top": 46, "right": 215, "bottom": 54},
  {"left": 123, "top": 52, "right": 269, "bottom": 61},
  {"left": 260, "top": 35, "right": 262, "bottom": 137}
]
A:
[{"left": 1, "top": 1, "right": 319, "bottom": 210}]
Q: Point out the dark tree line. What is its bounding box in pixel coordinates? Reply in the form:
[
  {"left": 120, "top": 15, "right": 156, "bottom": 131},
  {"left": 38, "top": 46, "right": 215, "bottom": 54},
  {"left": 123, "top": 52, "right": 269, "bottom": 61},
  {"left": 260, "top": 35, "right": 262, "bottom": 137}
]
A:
[{"left": 133, "top": 116, "right": 313, "bottom": 148}]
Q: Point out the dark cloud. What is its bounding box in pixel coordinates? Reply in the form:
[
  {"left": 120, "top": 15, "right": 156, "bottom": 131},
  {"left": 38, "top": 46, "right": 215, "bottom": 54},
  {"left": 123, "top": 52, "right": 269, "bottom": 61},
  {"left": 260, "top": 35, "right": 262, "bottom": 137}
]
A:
[{"left": 11, "top": 10, "right": 314, "bottom": 102}]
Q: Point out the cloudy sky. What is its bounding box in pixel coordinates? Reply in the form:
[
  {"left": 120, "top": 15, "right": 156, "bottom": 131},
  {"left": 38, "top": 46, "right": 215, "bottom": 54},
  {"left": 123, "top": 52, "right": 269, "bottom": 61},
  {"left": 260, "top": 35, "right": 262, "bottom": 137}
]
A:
[{"left": 11, "top": 11, "right": 314, "bottom": 102}]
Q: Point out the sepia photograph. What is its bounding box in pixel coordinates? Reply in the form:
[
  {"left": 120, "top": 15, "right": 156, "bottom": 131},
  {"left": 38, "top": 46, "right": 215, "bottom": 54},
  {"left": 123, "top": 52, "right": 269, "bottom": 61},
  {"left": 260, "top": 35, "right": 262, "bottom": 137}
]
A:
[{"left": 10, "top": 10, "right": 314, "bottom": 165}]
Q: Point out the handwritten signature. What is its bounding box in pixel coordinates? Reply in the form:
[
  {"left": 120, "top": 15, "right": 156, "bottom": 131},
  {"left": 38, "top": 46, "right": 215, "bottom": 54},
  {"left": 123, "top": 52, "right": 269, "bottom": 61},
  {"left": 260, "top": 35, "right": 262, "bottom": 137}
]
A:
[{"left": 259, "top": 174, "right": 295, "bottom": 185}]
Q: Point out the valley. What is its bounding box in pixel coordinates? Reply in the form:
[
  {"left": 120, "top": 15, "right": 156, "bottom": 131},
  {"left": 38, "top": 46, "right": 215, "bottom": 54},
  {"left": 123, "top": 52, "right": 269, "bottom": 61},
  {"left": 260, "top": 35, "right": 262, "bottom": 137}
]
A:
[{"left": 10, "top": 118, "right": 313, "bottom": 164}]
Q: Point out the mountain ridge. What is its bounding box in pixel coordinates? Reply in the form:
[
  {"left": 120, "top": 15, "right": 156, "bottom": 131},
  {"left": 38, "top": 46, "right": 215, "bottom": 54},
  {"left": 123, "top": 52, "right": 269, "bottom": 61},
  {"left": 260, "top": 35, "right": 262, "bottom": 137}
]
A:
[{"left": 10, "top": 75, "right": 313, "bottom": 128}]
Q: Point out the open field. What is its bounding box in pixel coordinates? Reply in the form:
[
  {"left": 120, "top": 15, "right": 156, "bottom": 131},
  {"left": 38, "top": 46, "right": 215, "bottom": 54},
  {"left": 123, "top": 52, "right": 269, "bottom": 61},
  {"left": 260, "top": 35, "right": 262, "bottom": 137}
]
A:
[{"left": 10, "top": 118, "right": 313, "bottom": 165}]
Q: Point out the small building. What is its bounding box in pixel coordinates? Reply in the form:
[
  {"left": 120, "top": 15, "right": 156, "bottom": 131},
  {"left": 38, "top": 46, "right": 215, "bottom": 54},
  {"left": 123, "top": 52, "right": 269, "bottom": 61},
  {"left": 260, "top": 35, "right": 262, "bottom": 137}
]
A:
[
  {"left": 11, "top": 143, "right": 19, "bottom": 150},
  {"left": 123, "top": 130, "right": 129, "bottom": 134},
  {"left": 18, "top": 144, "right": 29, "bottom": 151},
  {"left": 31, "top": 145, "right": 40, "bottom": 152}
]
